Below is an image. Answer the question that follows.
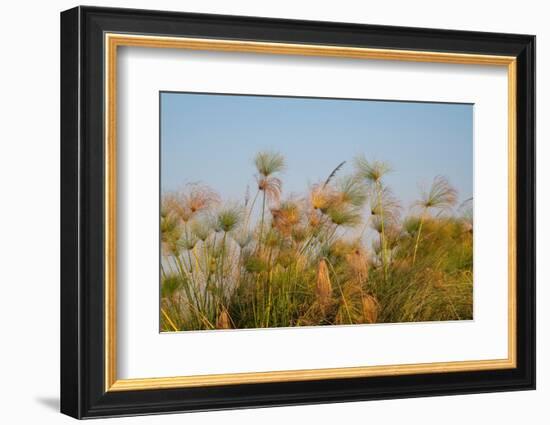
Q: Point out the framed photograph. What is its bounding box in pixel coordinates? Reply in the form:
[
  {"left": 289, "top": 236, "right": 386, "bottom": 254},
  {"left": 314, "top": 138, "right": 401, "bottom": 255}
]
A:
[{"left": 60, "top": 6, "right": 535, "bottom": 419}]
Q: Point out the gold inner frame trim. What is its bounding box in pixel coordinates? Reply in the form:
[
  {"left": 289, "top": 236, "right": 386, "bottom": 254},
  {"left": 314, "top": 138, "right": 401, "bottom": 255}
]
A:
[{"left": 104, "top": 33, "right": 518, "bottom": 392}]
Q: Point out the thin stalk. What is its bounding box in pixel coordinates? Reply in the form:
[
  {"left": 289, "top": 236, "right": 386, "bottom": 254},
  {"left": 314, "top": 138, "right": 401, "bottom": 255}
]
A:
[
  {"left": 244, "top": 189, "right": 260, "bottom": 230},
  {"left": 376, "top": 181, "right": 389, "bottom": 282},
  {"left": 161, "top": 308, "right": 179, "bottom": 331},
  {"left": 191, "top": 247, "right": 205, "bottom": 275},
  {"left": 412, "top": 211, "right": 426, "bottom": 265},
  {"left": 219, "top": 232, "right": 228, "bottom": 294},
  {"left": 258, "top": 190, "right": 266, "bottom": 246},
  {"left": 326, "top": 259, "right": 353, "bottom": 324},
  {"left": 174, "top": 255, "right": 202, "bottom": 324},
  {"left": 326, "top": 223, "right": 339, "bottom": 244},
  {"left": 186, "top": 250, "right": 194, "bottom": 274},
  {"left": 202, "top": 240, "right": 212, "bottom": 311},
  {"left": 264, "top": 244, "right": 275, "bottom": 327}
]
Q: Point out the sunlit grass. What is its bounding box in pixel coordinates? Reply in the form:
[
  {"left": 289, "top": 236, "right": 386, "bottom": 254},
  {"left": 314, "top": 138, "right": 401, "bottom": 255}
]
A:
[{"left": 160, "top": 151, "right": 473, "bottom": 331}]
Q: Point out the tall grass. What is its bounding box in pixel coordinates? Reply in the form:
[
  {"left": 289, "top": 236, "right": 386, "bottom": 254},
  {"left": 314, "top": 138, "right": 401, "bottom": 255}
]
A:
[{"left": 160, "top": 152, "right": 473, "bottom": 331}]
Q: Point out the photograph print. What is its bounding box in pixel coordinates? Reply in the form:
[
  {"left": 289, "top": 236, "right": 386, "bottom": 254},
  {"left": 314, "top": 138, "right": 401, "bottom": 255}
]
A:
[{"left": 160, "top": 92, "right": 474, "bottom": 332}]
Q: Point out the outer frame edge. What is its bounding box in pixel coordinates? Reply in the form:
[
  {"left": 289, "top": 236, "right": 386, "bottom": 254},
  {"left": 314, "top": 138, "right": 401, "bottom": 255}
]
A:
[
  {"left": 60, "top": 5, "right": 83, "bottom": 420},
  {"left": 64, "top": 6, "right": 536, "bottom": 419}
]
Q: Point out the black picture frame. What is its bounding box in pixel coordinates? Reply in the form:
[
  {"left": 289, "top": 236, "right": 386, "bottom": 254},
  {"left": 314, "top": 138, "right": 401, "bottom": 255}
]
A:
[{"left": 61, "top": 5, "right": 535, "bottom": 419}]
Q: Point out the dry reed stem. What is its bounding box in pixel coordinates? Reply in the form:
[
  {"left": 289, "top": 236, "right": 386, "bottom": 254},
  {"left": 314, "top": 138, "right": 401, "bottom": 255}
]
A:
[
  {"left": 216, "top": 308, "right": 232, "bottom": 329},
  {"left": 362, "top": 295, "right": 379, "bottom": 324},
  {"left": 316, "top": 259, "right": 332, "bottom": 311}
]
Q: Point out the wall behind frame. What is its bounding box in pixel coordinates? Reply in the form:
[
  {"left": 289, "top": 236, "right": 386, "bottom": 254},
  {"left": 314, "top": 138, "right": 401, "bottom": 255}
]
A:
[{"left": 0, "top": 1, "right": 543, "bottom": 425}]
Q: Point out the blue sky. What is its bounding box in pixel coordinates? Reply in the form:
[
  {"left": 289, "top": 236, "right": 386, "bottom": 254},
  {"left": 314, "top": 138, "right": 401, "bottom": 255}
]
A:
[{"left": 161, "top": 92, "right": 472, "bottom": 210}]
